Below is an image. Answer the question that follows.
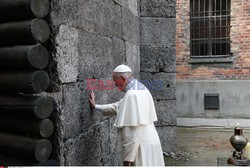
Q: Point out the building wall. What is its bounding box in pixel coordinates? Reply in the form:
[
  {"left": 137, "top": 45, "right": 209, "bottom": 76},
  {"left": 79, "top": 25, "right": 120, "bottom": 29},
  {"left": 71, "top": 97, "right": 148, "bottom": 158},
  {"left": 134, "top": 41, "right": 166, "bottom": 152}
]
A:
[
  {"left": 45, "top": 0, "right": 177, "bottom": 166},
  {"left": 176, "top": 0, "right": 250, "bottom": 80},
  {"left": 176, "top": 0, "right": 250, "bottom": 118},
  {"left": 140, "top": 0, "right": 177, "bottom": 152},
  {"left": 48, "top": 0, "right": 140, "bottom": 165},
  {"left": 177, "top": 80, "right": 250, "bottom": 118}
]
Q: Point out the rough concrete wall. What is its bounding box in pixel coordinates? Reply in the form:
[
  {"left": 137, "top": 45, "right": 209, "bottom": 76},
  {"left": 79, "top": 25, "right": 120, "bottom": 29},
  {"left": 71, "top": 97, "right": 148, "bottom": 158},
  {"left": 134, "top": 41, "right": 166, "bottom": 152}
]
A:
[
  {"left": 177, "top": 80, "right": 250, "bottom": 118},
  {"left": 176, "top": 0, "right": 250, "bottom": 80},
  {"left": 140, "top": 0, "right": 177, "bottom": 153},
  {"left": 48, "top": 0, "right": 140, "bottom": 165}
]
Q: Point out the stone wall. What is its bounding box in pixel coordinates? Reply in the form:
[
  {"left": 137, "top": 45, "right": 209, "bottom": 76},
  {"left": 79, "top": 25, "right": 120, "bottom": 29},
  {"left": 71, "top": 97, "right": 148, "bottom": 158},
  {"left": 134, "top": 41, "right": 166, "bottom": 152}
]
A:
[
  {"left": 140, "top": 0, "right": 177, "bottom": 152},
  {"left": 45, "top": 0, "right": 177, "bottom": 165},
  {"left": 48, "top": 0, "right": 140, "bottom": 165}
]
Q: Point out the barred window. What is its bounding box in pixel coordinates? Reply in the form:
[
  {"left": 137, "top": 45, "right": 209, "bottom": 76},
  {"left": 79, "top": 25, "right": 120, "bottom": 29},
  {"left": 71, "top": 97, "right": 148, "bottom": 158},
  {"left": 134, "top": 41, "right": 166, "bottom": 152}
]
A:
[{"left": 190, "top": 0, "right": 231, "bottom": 58}]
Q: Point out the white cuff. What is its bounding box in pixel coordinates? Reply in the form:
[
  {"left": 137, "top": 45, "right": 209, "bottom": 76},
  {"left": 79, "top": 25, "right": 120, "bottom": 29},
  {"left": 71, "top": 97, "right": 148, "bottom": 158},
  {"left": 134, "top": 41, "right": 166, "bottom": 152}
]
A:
[{"left": 95, "top": 104, "right": 102, "bottom": 111}]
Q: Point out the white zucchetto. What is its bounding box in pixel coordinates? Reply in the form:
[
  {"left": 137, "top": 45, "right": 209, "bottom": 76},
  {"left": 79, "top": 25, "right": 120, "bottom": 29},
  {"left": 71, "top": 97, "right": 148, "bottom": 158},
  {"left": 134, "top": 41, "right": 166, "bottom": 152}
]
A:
[{"left": 113, "top": 64, "right": 132, "bottom": 73}]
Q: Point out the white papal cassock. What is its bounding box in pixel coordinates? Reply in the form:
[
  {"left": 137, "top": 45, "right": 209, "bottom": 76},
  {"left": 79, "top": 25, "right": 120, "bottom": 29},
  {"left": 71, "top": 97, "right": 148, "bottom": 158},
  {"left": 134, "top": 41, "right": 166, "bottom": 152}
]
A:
[{"left": 95, "top": 79, "right": 165, "bottom": 166}]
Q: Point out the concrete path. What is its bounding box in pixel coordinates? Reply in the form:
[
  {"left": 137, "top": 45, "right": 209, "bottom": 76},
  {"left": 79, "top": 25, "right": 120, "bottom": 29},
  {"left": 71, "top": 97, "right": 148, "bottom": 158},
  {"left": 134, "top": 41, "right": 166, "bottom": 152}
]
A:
[{"left": 177, "top": 118, "right": 250, "bottom": 129}]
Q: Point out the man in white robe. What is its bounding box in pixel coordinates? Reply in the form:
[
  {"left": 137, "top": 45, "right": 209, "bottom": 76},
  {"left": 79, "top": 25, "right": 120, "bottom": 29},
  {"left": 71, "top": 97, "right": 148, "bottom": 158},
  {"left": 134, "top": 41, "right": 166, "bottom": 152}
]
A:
[{"left": 89, "top": 64, "right": 165, "bottom": 166}]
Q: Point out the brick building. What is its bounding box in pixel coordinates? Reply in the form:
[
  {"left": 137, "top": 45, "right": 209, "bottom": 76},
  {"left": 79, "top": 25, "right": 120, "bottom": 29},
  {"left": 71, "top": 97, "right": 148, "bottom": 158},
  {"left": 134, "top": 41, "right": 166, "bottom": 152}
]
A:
[{"left": 176, "top": 0, "right": 250, "bottom": 118}]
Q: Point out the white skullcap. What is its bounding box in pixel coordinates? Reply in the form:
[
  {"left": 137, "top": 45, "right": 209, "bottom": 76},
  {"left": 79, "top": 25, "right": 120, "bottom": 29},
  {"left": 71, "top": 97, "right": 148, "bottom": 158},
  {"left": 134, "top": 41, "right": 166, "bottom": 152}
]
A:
[{"left": 113, "top": 64, "right": 132, "bottom": 73}]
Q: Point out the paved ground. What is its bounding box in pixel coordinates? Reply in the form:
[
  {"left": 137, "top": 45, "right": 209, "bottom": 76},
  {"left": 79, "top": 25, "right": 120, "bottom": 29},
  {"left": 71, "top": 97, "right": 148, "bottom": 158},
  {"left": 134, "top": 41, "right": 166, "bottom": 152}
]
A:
[
  {"left": 164, "top": 118, "right": 250, "bottom": 166},
  {"left": 177, "top": 118, "right": 250, "bottom": 128}
]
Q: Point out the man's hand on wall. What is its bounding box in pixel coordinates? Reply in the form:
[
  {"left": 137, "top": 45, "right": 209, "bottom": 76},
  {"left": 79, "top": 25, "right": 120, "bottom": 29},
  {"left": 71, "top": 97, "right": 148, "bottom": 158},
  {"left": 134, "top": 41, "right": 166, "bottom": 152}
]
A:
[{"left": 89, "top": 91, "right": 96, "bottom": 111}]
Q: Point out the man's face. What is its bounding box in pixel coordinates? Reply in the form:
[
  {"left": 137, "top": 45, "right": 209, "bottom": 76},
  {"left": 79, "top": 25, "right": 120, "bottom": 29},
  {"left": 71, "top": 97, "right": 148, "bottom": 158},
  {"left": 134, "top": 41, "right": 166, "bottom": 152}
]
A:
[{"left": 112, "top": 73, "right": 127, "bottom": 92}]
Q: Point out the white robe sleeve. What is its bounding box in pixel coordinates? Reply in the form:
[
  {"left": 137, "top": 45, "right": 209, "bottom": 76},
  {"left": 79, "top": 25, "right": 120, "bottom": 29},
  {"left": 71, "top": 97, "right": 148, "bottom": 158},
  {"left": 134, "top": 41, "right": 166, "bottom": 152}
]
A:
[
  {"left": 95, "top": 99, "right": 122, "bottom": 116},
  {"left": 122, "top": 126, "right": 144, "bottom": 162}
]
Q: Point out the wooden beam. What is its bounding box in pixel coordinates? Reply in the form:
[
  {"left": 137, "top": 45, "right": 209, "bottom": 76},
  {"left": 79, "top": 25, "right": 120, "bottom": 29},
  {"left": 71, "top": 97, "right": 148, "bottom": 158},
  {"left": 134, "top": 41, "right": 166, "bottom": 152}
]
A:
[
  {"left": 0, "top": 70, "right": 50, "bottom": 93},
  {"left": 0, "top": 45, "right": 49, "bottom": 70},
  {"left": 0, "top": 116, "right": 54, "bottom": 138},
  {"left": 0, "top": 132, "right": 52, "bottom": 162},
  {"left": 0, "top": 156, "right": 34, "bottom": 166},
  {"left": 0, "top": 19, "right": 50, "bottom": 46},
  {"left": 0, "top": 95, "right": 53, "bottom": 119},
  {"left": 0, "top": 0, "right": 50, "bottom": 22}
]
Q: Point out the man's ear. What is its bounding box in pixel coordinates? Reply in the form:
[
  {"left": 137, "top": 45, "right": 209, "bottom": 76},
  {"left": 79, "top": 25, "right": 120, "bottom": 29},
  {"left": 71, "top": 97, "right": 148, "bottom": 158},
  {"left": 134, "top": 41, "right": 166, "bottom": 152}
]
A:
[{"left": 121, "top": 75, "right": 127, "bottom": 83}]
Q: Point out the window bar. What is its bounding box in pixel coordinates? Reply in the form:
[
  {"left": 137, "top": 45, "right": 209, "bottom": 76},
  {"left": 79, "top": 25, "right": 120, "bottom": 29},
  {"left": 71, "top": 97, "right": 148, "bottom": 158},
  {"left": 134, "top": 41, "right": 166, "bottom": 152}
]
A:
[
  {"left": 226, "top": 0, "right": 229, "bottom": 55},
  {"left": 198, "top": 0, "right": 200, "bottom": 56},
  {"left": 193, "top": 0, "right": 195, "bottom": 56},
  {"left": 204, "top": 0, "right": 206, "bottom": 56},
  {"left": 219, "top": 0, "right": 222, "bottom": 56},
  {"left": 208, "top": 0, "right": 212, "bottom": 56},
  {"left": 192, "top": 0, "right": 195, "bottom": 56},
  {"left": 214, "top": 0, "right": 217, "bottom": 56}
]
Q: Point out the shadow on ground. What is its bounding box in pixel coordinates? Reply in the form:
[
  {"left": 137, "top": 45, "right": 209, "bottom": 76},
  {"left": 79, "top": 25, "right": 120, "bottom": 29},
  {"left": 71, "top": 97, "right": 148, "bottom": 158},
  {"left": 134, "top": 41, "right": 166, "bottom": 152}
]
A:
[{"left": 164, "top": 127, "right": 250, "bottom": 166}]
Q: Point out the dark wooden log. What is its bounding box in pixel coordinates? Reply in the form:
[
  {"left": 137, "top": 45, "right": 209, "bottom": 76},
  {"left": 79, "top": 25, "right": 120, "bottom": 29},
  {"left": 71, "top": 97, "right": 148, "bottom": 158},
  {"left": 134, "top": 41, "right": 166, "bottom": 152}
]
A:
[
  {"left": 0, "top": 19, "right": 50, "bottom": 46},
  {"left": 0, "top": 132, "right": 52, "bottom": 162},
  {"left": 0, "top": 116, "right": 54, "bottom": 138},
  {"left": 0, "top": 0, "right": 50, "bottom": 23},
  {"left": 0, "top": 45, "right": 49, "bottom": 70},
  {"left": 0, "top": 95, "right": 53, "bottom": 119},
  {"left": 0, "top": 156, "right": 34, "bottom": 166},
  {"left": 0, "top": 158, "right": 59, "bottom": 166},
  {"left": 0, "top": 70, "right": 50, "bottom": 93},
  {"left": 34, "top": 160, "right": 60, "bottom": 166}
]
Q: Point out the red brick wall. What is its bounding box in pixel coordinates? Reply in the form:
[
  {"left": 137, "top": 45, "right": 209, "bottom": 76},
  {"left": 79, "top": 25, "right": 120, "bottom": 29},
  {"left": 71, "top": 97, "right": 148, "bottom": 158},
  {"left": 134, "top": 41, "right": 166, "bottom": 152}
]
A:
[{"left": 176, "top": 0, "right": 250, "bottom": 80}]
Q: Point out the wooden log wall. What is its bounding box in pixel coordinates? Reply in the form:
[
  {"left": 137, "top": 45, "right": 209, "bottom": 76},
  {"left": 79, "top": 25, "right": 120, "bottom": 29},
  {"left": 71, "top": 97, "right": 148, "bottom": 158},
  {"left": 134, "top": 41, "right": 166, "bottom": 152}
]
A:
[{"left": 0, "top": 0, "right": 55, "bottom": 165}]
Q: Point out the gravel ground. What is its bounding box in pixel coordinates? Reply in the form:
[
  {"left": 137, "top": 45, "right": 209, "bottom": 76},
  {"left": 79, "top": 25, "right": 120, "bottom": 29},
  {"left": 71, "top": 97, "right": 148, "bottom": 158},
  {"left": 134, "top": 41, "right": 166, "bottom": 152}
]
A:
[{"left": 164, "top": 127, "right": 250, "bottom": 166}]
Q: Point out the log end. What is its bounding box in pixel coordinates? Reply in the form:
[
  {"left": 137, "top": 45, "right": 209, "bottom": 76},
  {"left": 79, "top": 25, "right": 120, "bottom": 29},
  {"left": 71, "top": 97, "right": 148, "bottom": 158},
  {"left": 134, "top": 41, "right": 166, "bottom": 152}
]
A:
[
  {"left": 39, "top": 119, "right": 54, "bottom": 138},
  {"left": 35, "top": 139, "right": 52, "bottom": 162},
  {"left": 31, "top": 19, "right": 50, "bottom": 44},
  {"left": 28, "top": 45, "right": 49, "bottom": 69},
  {"left": 34, "top": 96, "right": 53, "bottom": 119},
  {"left": 31, "top": 70, "right": 50, "bottom": 93},
  {"left": 31, "top": 0, "right": 50, "bottom": 18}
]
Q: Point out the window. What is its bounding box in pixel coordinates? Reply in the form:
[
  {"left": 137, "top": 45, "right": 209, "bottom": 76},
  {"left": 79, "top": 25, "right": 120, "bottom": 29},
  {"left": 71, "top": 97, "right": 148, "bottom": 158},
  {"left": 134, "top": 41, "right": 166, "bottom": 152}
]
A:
[{"left": 190, "top": 0, "right": 231, "bottom": 58}]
